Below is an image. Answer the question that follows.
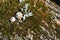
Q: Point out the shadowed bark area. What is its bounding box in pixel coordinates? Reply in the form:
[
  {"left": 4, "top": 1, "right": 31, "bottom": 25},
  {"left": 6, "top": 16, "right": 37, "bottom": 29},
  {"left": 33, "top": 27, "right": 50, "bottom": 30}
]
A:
[{"left": 51, "top": 0, "right": 60, "bottom": 6}]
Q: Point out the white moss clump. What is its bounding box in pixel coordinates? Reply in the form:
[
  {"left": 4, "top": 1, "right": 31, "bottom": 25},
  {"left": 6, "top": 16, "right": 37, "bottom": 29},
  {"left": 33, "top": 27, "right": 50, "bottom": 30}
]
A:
[
  {"left": 24, "top": 4, "right": 30, "bottom": 8},
  {"left": 24, "top": 4, "right": 30, "bottom": 13},
  {"left": 28, "top": 12, "right": 33, "bottom": 16},
  {"left": 23, "top": 14, "right": 29, "bottom": 21},
  {"left": 10, "top": 17, "right": 16, "bottom": 23},
  {"left": 24, "top": 14, "right": 29, "bottom": 17},
  {"left": 16, "top": 12, "right": 23, "bottom": 20},
  {"left": 23, "top": 12, "right": 33, "bottom": 20},
  {"left": 23, "top": 15, "right": 26, "bottom": 20},
  {"left": 23, "top": 14, "right": 29, "bottom": 20}
]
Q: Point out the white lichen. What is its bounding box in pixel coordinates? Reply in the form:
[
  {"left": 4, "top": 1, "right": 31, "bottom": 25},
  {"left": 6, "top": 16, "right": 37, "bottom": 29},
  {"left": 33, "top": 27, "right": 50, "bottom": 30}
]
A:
[
  {"left": 24, "top": 14, "right": 29, "bottom": 17},
  {"left": 24, "top": 4, "right": 30, "bottom": 13},
  {"left": 16, "top": 12, "right": 23, "bottom": 20},
  {"left": 10, "top": 17, "right": 16, "bottom": 23},
  {"left": 23, "top": 12, "right": 33, "bottom": 20},
  {"left": 28, "top": 12, "right": 33, "bottom": 16},
  {"left": 23, "top": 14, "right": 26, "bottom": 20}
]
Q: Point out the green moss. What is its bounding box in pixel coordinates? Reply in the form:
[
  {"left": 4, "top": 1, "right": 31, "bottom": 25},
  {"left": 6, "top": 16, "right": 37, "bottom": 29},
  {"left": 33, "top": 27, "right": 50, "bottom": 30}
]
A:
[{"left": 0, "top": 0, "right": 54, "bottom": 37}]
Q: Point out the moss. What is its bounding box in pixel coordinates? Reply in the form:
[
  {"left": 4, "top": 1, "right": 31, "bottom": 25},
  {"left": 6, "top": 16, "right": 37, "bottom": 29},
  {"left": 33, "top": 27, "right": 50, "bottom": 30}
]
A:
[{"left": 0, "top": 0, "right": 55, "bottom": 39}]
